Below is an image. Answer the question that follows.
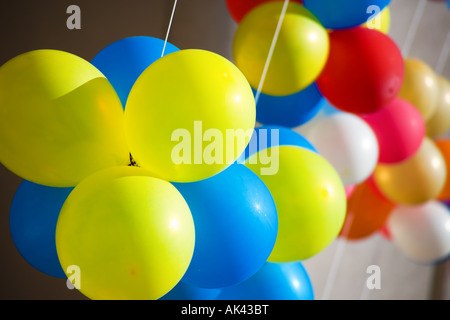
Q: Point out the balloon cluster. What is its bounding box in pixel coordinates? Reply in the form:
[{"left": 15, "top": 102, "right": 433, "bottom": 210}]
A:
[
  {"left": 228, "top": 0, "right": 450, "bottom": 265},
  {"left": 1, "top": 0, "right": 449, "bottom": 301},
  {"left": 1, "top": 35, "right": 318, "bottom": 299}
]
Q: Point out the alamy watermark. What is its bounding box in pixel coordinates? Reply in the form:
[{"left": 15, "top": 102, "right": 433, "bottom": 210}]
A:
[
  {"left": 66, "top": 5, "right": 81, "bottom": 30},
  {"left": 366, "top": 265, "right": 381, "bottom": 290},
  {"left": 66, "top": 265, "right": 81, "bottom": 290},
  {"left": 171, "top": 121, "right": 280, "bottom": 175}
]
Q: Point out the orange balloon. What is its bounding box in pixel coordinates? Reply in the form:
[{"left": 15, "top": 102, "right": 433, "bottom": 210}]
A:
[
  {"left": 340, "top": 177, "right": 395, "bottom": 241},
  {"left": 373, "top": 138, "right": 446, "bottom": 205},
  {"left": 436, "top": 140, "right": 450, "bottom": 200}
]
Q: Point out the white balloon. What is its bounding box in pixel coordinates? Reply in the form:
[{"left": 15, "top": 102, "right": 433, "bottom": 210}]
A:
[
  {"left": 305, "top": 113, "right": 379, "bottom": 186},
  {"left": 388, "top": 201, "right": 450, "bottom": 264}
]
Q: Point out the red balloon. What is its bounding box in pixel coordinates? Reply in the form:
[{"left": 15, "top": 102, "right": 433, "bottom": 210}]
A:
[
  {"left": 317, "top": 27, "right": 404, "bottom": 114},
  {"left": 361, "top": 98, "right": 426, "bottom": 164},
  {"left": 379, "top": 223, "right": 392, "bottom": 241},
  {"left": 225, "top": 0, "right": 303, "bottom": 23}
]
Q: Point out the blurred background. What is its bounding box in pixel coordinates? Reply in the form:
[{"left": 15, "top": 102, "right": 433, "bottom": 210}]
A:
[{"left": 0, "top": 0, "right": 448, "bottom": 300}]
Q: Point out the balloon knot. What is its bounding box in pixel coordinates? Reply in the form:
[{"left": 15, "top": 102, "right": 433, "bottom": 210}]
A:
[{"left": 128, "top": 153, "right": 139, "bottom": 167}]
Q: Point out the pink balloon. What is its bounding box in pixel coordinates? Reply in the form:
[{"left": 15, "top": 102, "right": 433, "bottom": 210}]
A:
[
  {"left": 360, "top": 98, "right": 425, "bottom": 164},
  {"left": 345, "top": 185, "right": 355, "bottom": 198}
]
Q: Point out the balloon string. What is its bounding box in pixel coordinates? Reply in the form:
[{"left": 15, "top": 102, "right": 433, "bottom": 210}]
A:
[
  {"left": 254, "top": 0, "right": 290, "bottom": 106},
  {"left": 401, "top": 0, "right": 427, "bottom": 57},
  {"left": 161, "top": 0, "right": 178, "bottom": 58},
  {"left": 435, "top": 31, "right": 450, "bottom": 74},
  {"left": 321, "top": 212, "right": 354, "bottom": 300}
]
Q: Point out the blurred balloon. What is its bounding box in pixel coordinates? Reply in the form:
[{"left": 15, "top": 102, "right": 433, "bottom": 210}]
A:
[
  {"left": 233, "top": 2, "right": 329, "bottom": 96},
  {"left": 388, "top": 201, "right": 450, "bottom": 264},
  {"left": 10, "top": 181, "right": 72, "bottom": 278},
  {"left": 0, "top": 50, "right": 129, "bottom": 187},
  {"left": 363, "top": 6, "right": 390, "bottom": 34},
  {"left": 303, "top": 0, "right": 391, "bottom": 29},
  {"left": 91, "top": 36, "right": 179, "bottom": 107},
  {"left": 56, "top": 166, "right": 195, "bottom": 300},
  {"left": 398, "top": 58, "right": 439, "bottom": 121},
  {"left": 426, "top": 77, "right": 450, "bottom": 137},
  {"left": 379, "top": 223, "right": 392, "bottom": 241},
  {"left": 217, "top": 262, "right": 314, "bottom": 300},
  {"left": 245, "top": 146, "right": 347, "bottom": 262},
  {"left": 254, "top": 82, "right": 325, "bottom": 128},
  {"left": 321, "top": 100, "right": 341, "bottom": 116},
  {"left": 435, "top": 140, "right": 450, "bottom": 200},
  {"left": 316, "top": 27, "right": 404, "bottom": 114},
  {"left": 125, "top": 49, "right": 255, "bottom": 183},
  {"left": 361, "top": 98, "right": 425, "bottom": 164},
  {"left": 174, "top": 164, "right": 277, "bottom": 289},
  {"left": 239, "top": 125, "right": 317, "bottom": 162},
  {"left": 160, "top": 281, "right": 221, "bottom": 300},
  {"left": 374, "top": 138, "right": 447, "bottom": 205},
  {"left": 341, "top": 177, "right": 395, "bottom": 241},
  {"left": 345, "top": 185, "right": 355, "bottom": 198},
  {"left": 225, "top": 0, "right": 303, "bottom": 23},
  {"left": 306, "top": 113, "right": 379, "bottom": 186}
]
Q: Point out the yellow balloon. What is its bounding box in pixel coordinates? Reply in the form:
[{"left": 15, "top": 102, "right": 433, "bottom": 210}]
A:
[
  {"left": 374, "top": 138, "right": 446, "bottom": 205},
  {"left": 0, "top": 50, "right": 129, "bottom": 187},
  {"left": 398, "top": 58, "right": 439, "bottom": 121},
  {"left": 426, "top": 76, "right": 450, "bottom": 138},
  {"left": 125, "top": 49, "right": 255, "bottom": 183},
  {"left": 56, "top": 166, "right": 195, "bottom": 300},
  {"left": 363, "top": 7, "right": 390, "bottom": 34},
  {"left": 245, "top": 146, "right": 346, "bottom": 262},
  {"left": 233, "top": 2, "right": 329, "bottom": 96}
]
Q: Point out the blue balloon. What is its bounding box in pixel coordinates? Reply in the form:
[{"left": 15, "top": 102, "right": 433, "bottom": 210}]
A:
[
  {"left": 9, "top": 180, "right": 73, "bottom": 278},
  {"left": 237, "top": 125, "right": 317, "bottom": 163},
  {"left": 173, "top": 164, "right": 278, "bottom": 289},
  {"left": 304, "top": 0, "right": 391, "bottom": 30},
  {"left": 254, "top": 82, "right": 325, "bottom": 128},
  {"left": 217, "top": 262, "right": 314, "bottom": 300},
  {"left": 160, "top": 281, "right": 221, "bottom": 300},
  {"left": 91, "top": 36, "right": 179, "bottom": 107}
]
